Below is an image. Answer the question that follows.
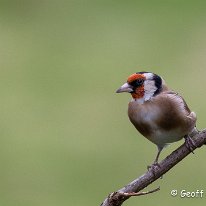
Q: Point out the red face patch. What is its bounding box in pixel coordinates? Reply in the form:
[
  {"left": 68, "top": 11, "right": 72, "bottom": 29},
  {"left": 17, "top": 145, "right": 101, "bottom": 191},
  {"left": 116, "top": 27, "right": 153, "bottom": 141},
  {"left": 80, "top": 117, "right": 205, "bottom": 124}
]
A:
[
  {"left": 127, "top": 73, "right": 145, "bottom": 84},
  {"left": 131, "top": 85, "right": 144, "bottom": 99},
  {"left": 127, "top": 73, "right": 146, "bottom": 99}
]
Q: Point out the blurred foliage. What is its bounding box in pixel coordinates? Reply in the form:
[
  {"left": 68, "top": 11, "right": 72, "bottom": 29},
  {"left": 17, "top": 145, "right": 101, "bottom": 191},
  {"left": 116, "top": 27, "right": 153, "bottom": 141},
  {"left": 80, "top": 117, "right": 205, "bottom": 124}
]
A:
[{"left": 0, "top": 0, "right": 206, "bottom": 206}]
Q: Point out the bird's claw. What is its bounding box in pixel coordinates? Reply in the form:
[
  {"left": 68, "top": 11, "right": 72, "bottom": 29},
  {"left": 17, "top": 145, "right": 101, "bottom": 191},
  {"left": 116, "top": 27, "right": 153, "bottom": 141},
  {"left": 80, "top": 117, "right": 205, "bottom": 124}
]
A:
[
  {"left": 147, "top": 162, "right": 161, "bottom": 177},
  {"left": 184, "top": 135, "right": 197, "bottom": 154}
]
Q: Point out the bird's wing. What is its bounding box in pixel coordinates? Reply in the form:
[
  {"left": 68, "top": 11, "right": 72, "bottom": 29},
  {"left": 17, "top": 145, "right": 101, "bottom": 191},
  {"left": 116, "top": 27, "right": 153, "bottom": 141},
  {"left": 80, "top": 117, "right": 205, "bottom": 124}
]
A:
[
  {"left": 162, "top": 91, "right": 192, "bottom": 115},
  {"left": 150, "top": 90, "right": 196, "bottom": 134}
]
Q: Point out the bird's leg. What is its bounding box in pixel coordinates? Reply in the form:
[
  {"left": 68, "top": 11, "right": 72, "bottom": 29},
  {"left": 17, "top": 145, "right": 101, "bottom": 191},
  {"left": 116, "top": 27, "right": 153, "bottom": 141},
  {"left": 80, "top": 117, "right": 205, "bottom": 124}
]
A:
[
  {"left": 147, "top": 146, "right": 163, "bottom": 176},
  {"left": 154, "top": 147, "right": 162, "bottom": 164},
  {"left": 184, "top": 134, "right": 197, "bottom": 154}
]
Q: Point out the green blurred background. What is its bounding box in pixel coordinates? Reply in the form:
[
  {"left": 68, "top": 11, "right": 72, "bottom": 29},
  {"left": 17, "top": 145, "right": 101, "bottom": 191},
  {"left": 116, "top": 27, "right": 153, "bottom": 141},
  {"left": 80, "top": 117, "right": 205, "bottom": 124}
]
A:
[{"left": 0, "top": 0, "right": 206, "bottom": 206}]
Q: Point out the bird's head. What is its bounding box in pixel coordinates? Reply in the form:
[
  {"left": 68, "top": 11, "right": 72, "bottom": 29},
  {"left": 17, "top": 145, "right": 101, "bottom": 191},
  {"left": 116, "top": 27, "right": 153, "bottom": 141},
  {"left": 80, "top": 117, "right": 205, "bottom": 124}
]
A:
[{"left": 116, "top": 72, "right": 164, "bottom": 102}]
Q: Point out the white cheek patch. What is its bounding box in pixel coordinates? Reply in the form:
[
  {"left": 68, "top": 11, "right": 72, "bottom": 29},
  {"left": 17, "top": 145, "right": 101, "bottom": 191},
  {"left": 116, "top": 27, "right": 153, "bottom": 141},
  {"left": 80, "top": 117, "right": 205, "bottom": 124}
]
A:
[{"left": 143, "top": 80, "right": 157, "bottom": 101}]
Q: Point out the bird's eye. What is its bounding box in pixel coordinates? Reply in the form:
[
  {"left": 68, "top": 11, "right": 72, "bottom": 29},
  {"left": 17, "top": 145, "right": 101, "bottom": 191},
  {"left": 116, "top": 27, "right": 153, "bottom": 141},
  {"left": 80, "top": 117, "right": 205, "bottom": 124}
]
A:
[
  {"left": 137, "top": 79, "right": 144, "bottom": 85},
  {"left": 130, "top": 79, "right": 144, "bottom": 87}
]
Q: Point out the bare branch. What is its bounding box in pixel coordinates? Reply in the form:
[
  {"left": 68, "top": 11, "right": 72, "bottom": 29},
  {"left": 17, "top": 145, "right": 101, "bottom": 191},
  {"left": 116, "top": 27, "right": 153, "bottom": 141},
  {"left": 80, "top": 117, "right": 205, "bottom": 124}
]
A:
[
  {"left": 120, "top": 186, "right": 160, "bottom": 197},
  {"left": 100, "top": 129, "right": 206, "bottom": 206}
]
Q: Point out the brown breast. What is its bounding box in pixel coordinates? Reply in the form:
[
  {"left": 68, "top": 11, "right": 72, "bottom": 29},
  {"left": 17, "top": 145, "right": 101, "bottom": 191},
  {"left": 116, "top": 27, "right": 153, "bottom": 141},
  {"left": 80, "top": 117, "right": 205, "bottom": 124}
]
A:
[{"left": 128, "top": 91, "right": 196, "bottom": 139}]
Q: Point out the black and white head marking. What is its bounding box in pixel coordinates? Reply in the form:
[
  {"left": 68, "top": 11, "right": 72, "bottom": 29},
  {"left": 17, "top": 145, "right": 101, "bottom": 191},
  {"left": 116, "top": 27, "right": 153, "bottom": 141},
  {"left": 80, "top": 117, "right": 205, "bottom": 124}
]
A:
[{"left": 137, "top": 72, "right": 163, "bottom": 101}]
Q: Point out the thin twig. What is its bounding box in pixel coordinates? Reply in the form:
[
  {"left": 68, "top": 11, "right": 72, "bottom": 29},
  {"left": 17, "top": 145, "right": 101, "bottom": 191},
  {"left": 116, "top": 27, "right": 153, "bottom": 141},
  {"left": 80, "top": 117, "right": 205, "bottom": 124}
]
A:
[
  {"left": 120, "top": 186, "right": 160, "bottom": 197},
  {"left": 100, "top": 129, "right": 206, "bottom": 206}
]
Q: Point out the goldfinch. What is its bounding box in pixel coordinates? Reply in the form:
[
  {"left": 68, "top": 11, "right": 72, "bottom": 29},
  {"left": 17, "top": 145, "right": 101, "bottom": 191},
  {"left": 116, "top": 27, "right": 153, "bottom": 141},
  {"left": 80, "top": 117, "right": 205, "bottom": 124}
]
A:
[{"left": 116, "top": 72, "right": 197, "bottom": 167}]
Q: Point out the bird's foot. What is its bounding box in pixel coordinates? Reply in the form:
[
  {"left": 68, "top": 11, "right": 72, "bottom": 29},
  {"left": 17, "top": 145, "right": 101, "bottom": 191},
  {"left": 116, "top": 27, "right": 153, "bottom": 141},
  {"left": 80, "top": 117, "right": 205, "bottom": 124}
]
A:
[
  {"left": 147, "top": 162, "right": 161, "bottom": 177},
  {"left": 184, "top": 135, "right": 197, "bottom": 154}
]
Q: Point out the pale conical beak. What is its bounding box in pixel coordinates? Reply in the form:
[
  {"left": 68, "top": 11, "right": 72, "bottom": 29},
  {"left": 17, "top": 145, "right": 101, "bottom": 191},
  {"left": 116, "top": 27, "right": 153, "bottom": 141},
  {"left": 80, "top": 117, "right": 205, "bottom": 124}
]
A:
[{"left": 116, "top": 82, "right": 133, "bottom": 93}]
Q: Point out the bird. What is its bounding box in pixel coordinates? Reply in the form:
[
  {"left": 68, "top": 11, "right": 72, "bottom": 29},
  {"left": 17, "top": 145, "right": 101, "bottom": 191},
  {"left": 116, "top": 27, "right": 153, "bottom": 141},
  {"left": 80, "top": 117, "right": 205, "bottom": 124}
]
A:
[{"left": 116, "top": 71, "right": 197, "bottom": 170}]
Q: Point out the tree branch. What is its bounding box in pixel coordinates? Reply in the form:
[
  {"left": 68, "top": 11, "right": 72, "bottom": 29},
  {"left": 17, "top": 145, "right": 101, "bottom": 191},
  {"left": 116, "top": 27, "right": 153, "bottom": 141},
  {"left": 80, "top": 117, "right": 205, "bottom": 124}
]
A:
[{"left": 100, "top": 129, "right": 206, "bottom": 206}]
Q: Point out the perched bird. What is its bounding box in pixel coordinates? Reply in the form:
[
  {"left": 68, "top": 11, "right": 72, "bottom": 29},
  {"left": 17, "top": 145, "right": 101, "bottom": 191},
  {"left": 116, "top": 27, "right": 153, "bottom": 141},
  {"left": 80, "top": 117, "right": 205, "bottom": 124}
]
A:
[{"left": 116, "top": 72, "right": 197, "bottom": 168}]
